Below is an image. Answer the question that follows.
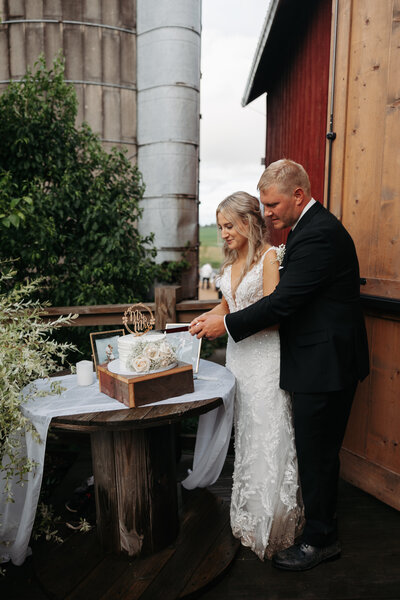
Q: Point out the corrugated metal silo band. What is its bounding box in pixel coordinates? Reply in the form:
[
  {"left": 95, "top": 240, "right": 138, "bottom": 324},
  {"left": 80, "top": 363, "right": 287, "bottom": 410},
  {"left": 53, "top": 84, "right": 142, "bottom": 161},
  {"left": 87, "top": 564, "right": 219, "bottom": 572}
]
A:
[
  {"left": 138, "top": 83, "right": 199, "bottom": 93},
  {"left": 100, "top": 140, "right": 136, "bottom": 146},
  {"left": 139, "top": 141, "right": 198, "bottom": 149},
  {"left": 0, "top": 19, "right": 136, "bottom": 35},
  {"left": 65, "top": 80, "right": 136, "bottom": 91},
  {"left": 137, "top": 25, "right": 200, "bottom": 37},
  {"left": 0, "top": 79, "right": 136, "bottom": 91}
]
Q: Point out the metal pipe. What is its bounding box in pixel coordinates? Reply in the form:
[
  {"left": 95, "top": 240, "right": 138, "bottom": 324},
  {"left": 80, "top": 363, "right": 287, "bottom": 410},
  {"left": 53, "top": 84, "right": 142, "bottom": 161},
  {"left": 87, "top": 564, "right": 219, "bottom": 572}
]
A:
[{"left": 326, "top": 0, "right": 339, "bottom": 212}]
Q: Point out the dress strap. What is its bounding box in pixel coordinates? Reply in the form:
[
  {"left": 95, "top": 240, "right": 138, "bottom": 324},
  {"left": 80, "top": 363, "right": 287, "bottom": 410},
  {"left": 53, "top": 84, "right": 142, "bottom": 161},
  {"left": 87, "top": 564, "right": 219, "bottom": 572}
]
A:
[
  {"left": 262, "top": 246, "right": 277, "bottom": 258},
  {"left": 260, "top": 246, "right": 279, "bottom": 268}
]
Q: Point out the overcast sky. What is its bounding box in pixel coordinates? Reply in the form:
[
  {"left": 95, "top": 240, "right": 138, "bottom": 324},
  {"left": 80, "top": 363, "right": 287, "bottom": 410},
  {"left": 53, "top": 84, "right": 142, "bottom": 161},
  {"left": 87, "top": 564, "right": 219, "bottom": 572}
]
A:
[{"left": 199, "top": 0, "right": 271, "bottom": 225}]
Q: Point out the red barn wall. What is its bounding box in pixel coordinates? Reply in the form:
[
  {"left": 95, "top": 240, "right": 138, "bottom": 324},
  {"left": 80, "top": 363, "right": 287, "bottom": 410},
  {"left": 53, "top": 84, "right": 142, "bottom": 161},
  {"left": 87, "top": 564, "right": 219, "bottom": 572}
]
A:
[{"left": 264, "top": 0, "right": 332, "bottom": 245}]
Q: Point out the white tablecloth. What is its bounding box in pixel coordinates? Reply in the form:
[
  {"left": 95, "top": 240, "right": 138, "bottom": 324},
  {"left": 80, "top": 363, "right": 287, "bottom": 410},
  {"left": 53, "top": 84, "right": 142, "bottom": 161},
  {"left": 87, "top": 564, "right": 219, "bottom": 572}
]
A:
[{"left": 0, "top": 360, "right": 235, "bottom": 566}]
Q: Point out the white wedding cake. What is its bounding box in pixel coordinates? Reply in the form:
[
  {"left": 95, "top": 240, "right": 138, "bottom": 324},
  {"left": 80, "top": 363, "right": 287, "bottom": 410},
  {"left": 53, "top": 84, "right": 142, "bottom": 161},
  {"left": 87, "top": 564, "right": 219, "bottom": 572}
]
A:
[{"left": 118, "top": 332, "right": 177, "bottom": 374}]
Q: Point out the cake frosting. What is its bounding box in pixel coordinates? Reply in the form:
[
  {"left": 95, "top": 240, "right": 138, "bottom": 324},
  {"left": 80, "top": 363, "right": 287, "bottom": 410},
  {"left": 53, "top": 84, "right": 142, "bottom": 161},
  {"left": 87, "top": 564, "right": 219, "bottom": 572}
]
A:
[{"left": 118, "top": 332, "right": 177, "bottom": 374}]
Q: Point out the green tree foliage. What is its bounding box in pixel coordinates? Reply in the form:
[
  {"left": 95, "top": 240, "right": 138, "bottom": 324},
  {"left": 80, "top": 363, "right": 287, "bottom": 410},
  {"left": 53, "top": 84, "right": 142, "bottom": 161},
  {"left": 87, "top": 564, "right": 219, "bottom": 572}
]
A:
[
  {"left": 0, "top": 54, "right": 158, "bottom": 306},
  {"left": 0, "top": 171, "right": 33, "bottom": 229}
]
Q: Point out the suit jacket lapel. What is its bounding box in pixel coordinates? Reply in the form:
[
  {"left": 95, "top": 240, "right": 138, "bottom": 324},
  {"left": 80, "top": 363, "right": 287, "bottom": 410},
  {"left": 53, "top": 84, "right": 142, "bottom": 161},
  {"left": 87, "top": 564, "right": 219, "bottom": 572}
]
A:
[
  {"left": 280, "top": 202, "right": 323, "bottom": 274},
  {"left": 290, "top": 201, "right": 323, "bottom": 239}
]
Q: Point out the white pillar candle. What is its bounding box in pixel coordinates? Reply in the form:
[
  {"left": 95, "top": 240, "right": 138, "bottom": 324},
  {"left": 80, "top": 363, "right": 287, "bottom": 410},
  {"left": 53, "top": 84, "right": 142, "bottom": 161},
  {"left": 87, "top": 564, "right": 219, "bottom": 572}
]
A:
[{"left": 76, "top": 360, "right": 94, "bottom": 386}]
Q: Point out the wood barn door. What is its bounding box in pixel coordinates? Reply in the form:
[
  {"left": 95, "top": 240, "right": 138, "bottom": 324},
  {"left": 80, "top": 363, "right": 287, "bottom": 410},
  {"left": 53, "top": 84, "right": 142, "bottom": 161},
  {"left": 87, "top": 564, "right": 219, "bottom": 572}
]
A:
[{"left": 328, "top": 0, "right": 400, "bottom": 510}]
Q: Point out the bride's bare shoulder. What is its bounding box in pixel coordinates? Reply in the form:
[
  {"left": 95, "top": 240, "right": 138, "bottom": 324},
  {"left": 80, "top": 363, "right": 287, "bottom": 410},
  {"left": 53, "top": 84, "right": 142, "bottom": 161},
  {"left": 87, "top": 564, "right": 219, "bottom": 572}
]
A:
[{"left": 262, "top": 244, "right": 277, "bottom": 256}]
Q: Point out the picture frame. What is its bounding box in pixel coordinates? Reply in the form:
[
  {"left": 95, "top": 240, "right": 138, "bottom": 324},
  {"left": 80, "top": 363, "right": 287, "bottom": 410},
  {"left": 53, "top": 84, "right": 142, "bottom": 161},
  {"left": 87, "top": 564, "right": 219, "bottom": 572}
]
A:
[
  {"left": 90, "top": 329, "right": 125, "bottom": 371},
  {"left": 165, "top": 323, "right": 202, "bottom": 374}
]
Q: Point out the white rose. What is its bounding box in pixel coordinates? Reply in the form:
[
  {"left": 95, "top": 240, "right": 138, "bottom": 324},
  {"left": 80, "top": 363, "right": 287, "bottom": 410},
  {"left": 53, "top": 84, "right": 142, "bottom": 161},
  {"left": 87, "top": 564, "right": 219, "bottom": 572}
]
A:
[
  {"left": 159, "top": 341, "right": 171, "bottom": 353},
  {"left": 159, "top": 341, "right": 175, "bottom": 358},
  {"left": 129, "top": 356, "right": 151, "bottom": 373},
  {"left": 144, "top": 343, "right": 160, "bottom": 360}
]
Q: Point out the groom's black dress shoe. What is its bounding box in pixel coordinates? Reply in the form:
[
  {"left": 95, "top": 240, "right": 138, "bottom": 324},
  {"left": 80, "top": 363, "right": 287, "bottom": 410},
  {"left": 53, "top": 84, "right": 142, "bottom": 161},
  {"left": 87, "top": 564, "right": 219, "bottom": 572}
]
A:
[{"left": 272, "top": 541, "right": 341, "bottom": 571}]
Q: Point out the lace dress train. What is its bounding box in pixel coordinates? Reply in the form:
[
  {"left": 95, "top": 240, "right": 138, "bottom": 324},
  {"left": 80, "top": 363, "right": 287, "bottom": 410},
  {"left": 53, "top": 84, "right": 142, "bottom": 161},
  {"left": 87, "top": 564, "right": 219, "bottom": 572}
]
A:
[{"left": 220, "top": 248, "right": 303, "bottom": 560}]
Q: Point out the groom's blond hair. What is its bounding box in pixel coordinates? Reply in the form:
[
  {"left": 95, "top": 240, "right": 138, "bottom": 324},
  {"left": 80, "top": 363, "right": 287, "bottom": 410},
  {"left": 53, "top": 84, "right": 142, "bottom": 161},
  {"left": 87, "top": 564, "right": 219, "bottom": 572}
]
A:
[{"left": 257, "top": 158, "right": 311, "bottom": 197}]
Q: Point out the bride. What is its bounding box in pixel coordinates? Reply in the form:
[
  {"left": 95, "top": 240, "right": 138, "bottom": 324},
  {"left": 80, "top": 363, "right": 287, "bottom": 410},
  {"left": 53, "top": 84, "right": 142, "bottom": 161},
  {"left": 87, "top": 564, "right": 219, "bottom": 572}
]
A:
[{"left": 193, "top": 191, "right": 303, "bottom": 559}]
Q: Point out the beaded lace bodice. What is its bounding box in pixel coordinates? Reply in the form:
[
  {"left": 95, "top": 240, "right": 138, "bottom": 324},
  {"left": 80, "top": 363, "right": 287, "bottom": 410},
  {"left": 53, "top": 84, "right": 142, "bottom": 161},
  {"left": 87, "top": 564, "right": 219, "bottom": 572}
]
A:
[
  {"left": 222, "top": 247, "right": 273, "bottom": 311},
  {"left": 220, "top": 248, "right": 303, "bottom": 559}
]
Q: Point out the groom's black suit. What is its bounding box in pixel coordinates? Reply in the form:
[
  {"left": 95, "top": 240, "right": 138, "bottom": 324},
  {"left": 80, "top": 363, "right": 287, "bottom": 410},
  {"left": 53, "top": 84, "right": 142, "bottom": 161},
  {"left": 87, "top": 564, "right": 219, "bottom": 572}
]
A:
[{"left": 225, "top": 200, "right": 369, "bottom": 547}]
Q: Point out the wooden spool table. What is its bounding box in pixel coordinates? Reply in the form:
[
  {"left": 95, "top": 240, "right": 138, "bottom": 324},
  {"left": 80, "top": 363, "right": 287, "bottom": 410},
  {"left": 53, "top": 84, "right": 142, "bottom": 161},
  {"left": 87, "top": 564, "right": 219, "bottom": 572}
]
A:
[{"left": 35, "top": 396, "right": 239, "bottom": 599}]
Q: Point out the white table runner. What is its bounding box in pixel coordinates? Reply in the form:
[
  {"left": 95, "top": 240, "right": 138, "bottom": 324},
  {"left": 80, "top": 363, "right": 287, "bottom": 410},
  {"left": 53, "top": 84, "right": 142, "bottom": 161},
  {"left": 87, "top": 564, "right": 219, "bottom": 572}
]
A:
[{"left": 0, "top": 359, "right": 235, "bottom": 566}]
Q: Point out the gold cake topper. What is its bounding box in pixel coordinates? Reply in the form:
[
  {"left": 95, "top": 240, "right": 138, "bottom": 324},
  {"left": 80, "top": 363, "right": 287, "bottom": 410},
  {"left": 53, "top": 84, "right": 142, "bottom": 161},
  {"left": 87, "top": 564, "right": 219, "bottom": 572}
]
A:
[{"left": 122, "top": 303, "right": 155, "bottom": 336}]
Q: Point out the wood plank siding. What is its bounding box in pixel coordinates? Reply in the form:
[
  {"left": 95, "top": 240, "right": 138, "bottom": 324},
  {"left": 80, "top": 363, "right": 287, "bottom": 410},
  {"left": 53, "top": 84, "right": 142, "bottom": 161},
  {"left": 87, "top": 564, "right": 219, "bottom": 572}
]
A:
[
  {"left": 329, "top": 0, "right": 400, "bottom": 300},
  {"left": 264, "top": 0, "right": 332, "bottom": 245},
  {"left": 329, "top": 0, "right": 400, "bottom": 510}
]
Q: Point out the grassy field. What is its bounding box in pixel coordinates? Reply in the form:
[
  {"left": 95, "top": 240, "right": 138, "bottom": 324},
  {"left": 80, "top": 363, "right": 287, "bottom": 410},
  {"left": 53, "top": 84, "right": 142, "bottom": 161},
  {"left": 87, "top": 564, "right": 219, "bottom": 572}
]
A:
[
  {"left": 199, "top": 225, "right": 223, "bottom": 268},
  {"left": 200, "top": 224, "right": 219, "bottom": 245}
]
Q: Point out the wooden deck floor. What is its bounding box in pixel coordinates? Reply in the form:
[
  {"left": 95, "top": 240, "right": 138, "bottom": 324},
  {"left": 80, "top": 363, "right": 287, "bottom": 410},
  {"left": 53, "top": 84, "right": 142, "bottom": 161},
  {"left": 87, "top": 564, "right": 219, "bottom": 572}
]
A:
[
  {"left": 202, "top": 456, "right": 400, "bottom": 600},
  {"left": 1, "top": 440, "right": 400, "bottom": 600}
]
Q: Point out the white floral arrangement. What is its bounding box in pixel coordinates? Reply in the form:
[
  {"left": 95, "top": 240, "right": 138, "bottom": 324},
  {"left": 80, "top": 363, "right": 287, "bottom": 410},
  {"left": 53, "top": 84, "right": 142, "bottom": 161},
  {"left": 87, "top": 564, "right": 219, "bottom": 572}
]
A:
[
  {"left": 276, "top": 243, "right": 286, "bottom": 266},
  {"left": 126, "top": 339, "right": 177, "bottom": 373}
]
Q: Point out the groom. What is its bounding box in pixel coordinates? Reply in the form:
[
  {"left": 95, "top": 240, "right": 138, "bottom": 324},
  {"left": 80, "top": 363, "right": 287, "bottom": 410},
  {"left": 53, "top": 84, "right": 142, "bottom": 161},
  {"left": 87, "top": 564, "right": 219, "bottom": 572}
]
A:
[{"left": 191, "top": 159, "right": 369, "bottom": 570}]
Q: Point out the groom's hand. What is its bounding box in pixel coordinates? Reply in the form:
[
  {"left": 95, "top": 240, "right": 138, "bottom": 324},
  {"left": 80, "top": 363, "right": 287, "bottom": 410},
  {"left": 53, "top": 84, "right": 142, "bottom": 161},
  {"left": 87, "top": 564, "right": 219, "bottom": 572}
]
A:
[{"left": 189, "top": 314, "right": 226, "bottom": 340}]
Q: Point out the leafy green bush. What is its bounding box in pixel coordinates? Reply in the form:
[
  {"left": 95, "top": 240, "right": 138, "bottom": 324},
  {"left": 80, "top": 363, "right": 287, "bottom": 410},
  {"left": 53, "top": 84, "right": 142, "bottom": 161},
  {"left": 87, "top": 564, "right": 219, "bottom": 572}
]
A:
[{"left": 0, "top": 54, "right": 157, "bottom": 306}]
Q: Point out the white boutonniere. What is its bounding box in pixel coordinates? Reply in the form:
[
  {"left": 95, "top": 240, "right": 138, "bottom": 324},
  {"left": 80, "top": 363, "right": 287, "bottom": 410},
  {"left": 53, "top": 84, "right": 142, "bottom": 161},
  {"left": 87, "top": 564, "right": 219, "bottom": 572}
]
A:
[{"left": 276, "top": 244, "right": 286, "bottom": 266}]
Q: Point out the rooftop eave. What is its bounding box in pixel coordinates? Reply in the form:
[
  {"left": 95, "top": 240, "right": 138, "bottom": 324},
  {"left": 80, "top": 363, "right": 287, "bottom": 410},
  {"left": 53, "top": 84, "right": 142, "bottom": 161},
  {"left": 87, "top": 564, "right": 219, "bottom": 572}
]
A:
[{"left": 241, "top": 0, "right": 280, "bottom": 107}]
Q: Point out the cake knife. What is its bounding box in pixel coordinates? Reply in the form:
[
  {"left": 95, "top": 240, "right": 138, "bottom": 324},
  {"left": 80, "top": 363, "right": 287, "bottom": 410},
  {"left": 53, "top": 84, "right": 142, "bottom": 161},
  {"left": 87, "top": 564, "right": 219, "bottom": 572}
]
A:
[{"left": 160, "top": 325, "right": 190, "bottom": 334}]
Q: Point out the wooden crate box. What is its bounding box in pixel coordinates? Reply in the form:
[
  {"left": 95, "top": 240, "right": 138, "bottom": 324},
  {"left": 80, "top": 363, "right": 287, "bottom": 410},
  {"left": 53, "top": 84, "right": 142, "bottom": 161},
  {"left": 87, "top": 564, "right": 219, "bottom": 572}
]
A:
[{"left": 98, "top": 362, "right": 194, "bottom": 408}]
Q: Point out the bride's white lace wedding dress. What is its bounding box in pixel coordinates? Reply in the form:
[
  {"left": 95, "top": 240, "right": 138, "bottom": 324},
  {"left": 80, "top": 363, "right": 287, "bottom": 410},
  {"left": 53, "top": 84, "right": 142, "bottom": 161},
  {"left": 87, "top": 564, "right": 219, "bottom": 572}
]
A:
[{"left": 220, "top": 247, "right": 303, "bottom": 559}]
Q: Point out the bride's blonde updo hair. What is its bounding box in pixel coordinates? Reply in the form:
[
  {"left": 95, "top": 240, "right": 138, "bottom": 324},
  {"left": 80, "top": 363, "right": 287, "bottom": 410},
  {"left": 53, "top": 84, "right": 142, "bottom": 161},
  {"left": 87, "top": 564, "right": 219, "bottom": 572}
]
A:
[{"left": 217, "top": 191, "right": 269, "bottom": 295}]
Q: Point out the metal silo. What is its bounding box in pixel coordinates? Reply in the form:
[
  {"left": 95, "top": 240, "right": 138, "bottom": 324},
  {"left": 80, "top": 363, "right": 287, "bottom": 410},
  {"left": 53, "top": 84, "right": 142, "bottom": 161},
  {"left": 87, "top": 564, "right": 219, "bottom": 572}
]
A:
[
  {"left": 0, "top": 0, "right": 200, "bottom": 298},
  {"left": 0, "top": 0, "right": 137, "bottom": 160},
  {"left": 137, "top": 0, "right": 201, "bottom": 298}
]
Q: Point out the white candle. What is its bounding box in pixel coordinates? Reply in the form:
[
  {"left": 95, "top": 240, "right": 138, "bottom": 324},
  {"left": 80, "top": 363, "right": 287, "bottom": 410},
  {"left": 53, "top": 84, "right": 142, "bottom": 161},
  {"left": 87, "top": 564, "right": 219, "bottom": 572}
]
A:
[{"left": 76, "top": 360, "right": 94, "bottom": 386}]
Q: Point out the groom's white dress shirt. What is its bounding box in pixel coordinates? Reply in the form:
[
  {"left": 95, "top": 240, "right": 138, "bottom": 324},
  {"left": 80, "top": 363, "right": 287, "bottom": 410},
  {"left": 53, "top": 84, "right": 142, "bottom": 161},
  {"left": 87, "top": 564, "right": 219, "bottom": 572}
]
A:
[{"left": 291, "top": 198, "right": 316, "bottom": 230}]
